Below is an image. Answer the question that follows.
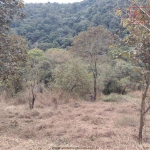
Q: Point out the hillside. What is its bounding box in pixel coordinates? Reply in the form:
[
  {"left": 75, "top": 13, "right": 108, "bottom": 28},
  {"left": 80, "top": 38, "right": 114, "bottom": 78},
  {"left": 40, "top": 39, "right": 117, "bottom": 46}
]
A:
[{"left": 11, "top": 0, "right": 126, "bottom": 50}]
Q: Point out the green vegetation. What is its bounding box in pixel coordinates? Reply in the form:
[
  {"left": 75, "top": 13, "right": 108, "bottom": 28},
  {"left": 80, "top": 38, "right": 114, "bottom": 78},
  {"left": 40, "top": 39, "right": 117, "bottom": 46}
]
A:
[
  {"left": 102, "top": 93, "right": 126, "bottom": 102},
  {"left": 1, "top": 0, "right": 142, "bottom": 99},
  {"left": 11, "top": 0, "right": 125, "bottom": 50},
  {"left": 0, "top": 0, "right": 145, "bottom": 101},
  {"left": 115, "top": 0, "right": 150, "bottom": 143},
  {"left": 1, "top": 0, "right": 150, "bottom": 145},
  {"left": 71, "top": 25, "right": 113, "bottom": 100},
  {"left": 0, "top": 0, "right": 28, "bottom": 95}
]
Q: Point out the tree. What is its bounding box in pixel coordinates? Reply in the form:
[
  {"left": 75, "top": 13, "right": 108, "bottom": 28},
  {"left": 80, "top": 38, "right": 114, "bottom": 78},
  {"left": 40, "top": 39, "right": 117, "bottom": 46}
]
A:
[
  {"left": 27, "top": 49, "right": 44, "bottom": 109},
  {"left": 70, "top": 25, "right": 113, "bottom": 101},
  {"left": 116, "top": 0, "right": 150, "bottom": 143},
  {"left": 0, "top": 35, "right": 28, "bottom": 80},
  {"left": 0, "top": 0, "right": 27, "bottom": 82},
  {"left": 124, "top": 25, "right": 150, "bottom": 144}
]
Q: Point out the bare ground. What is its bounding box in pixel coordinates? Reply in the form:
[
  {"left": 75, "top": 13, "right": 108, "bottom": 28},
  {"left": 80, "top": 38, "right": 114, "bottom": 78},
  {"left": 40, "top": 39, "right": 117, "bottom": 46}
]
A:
[{"left": 0, "top": 91, "right": 150, "bottom": 150}]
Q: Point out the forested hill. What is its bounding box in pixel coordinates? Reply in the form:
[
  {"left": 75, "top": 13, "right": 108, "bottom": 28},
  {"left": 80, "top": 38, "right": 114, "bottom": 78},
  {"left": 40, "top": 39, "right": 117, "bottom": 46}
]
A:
[{"left": 11, "top": 0, "right": 125, "bottom": 50}]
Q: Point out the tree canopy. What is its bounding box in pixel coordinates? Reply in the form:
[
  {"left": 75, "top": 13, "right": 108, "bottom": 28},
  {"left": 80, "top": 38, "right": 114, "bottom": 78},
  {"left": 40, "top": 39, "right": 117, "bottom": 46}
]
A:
[
  {"left": 11, "top": 0, "right": 125, "bottom": 50},
  {"left": 0, "top": 0, "right": 28, "bottom": 81}
]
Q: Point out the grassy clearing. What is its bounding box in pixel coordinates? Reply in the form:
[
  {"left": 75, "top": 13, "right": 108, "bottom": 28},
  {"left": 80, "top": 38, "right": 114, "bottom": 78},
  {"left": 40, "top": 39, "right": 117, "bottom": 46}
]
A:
[{"left": 0, "top": 91, "right": 150, "bottom": 150}]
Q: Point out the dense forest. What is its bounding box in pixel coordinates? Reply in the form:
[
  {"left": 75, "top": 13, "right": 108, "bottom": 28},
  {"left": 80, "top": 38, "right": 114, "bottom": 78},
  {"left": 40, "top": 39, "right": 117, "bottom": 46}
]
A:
[{"left": 11, "top": 0, "right": 127, "bottom": 50}]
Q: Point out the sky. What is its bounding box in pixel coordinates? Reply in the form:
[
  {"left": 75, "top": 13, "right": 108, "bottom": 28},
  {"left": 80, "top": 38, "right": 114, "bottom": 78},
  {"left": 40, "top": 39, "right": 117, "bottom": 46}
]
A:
[{"left": 24, "top": 0, "right": 83, "bottom": 4}]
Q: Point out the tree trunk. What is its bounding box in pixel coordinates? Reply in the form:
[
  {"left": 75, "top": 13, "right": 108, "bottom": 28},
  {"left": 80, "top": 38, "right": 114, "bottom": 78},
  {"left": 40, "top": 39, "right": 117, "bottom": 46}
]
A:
[
  {"left": 93, "top": 76, "right": 97, "bottom": 101},
  {"left": 29, "top": 80, "right": 36, "bottom": 110},
  {"left": 93, "top": 61, "right": 97, "bottom": 101},
  {"left": 29, "top": 88, "right": 36, "bottom": 110},
  {"left": 31, "top": 88, "right": 36, "bottom": 109},
  {"left": 139, "top": 95, "right": 145, "bottom": 144},
  {"left": 139, "top": 74, "right": 150, "bottom": 144}
]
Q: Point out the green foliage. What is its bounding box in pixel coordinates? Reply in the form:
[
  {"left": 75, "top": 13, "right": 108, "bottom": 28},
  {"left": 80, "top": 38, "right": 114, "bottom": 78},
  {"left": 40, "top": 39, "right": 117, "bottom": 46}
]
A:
[
  {"left": 53, "top": 58, "right": 92, "bottom": 97},
  {"left": 4, "top": 74, "right": 24, "bottom": 96},
  {"left": 98, "top": 60, "right": 141, "bottom": 95},
  {"left": 0, "top": 0, "right": 25, "bottom": 35},
  {"left": 102, "top": 93, "right": 126, "bottom": 102},
  {"left": 123, "top": 26, "right": 150, "bottom": 69},
  {"left": 27, "top": 49, "right": 48, "bottom": 85},
  {"left": 26, "top": 48, "right": 69, "bottom": 87},
  {"left": 11, "top": 0, "right": 124, "bottom": 50},
  {"left": 118, "top": 0, "right": 150, "bottom": 143},
  {"left": 28, "top": 48, "right": 44, "bottom": 58},
  {"left": 38, "top": 60, "right": 53, "bottom": 85},
  {"left": 45, "top": 48, "right": 70, "bottom": 65},
  {"left": 108, "top": 46, "right": 130, "bottom": 60},
  {"left": 0, "top": 0, "right": 28, "bottom": 83},
  {"left": 71, "top": 25, "right": 114, "bottom": 100},
  {"left": 0, "top": 35, "right": 28, "bottom": 81},
  {"left": 38, "top": 44, "right": 141, "bottom": 97},
  {"left": 72, "top": 25, "right": 113, "bottom": 57}
]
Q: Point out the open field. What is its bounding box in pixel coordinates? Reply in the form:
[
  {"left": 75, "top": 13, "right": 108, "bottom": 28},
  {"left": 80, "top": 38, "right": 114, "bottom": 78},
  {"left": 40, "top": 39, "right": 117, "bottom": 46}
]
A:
[{"left": 0, "top": 91, "right": 150, "bottom": 150}]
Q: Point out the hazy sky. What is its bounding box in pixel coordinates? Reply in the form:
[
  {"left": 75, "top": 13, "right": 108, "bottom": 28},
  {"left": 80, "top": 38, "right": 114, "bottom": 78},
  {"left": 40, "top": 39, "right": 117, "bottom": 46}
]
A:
[{"left": 24, "top": 0, "right": 83, "bottom": 3}]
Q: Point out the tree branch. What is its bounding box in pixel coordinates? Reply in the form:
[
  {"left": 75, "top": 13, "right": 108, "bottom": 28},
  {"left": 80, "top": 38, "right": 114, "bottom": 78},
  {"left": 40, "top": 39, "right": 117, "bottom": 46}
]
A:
[
  {"left": 139, "top": 23, "right": 150, "bottom": 32},
  {"left": 132, "top": 0, "right": 150, "bottom": 19}
]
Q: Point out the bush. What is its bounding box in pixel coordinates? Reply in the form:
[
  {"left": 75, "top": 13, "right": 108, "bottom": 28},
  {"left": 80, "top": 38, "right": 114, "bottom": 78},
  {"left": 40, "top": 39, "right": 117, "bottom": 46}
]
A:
[
  {"left": 98, "top": 59, "right": 141, "bottom": 95},
  {"left": 0, "top": 73, "right": 25, "bottom": 96},
  {"left": 102, "top": 93, "right": 126, "bottom": 102},
  {"left": 53, "top": 58, "right": 92, "bottom": 98}
]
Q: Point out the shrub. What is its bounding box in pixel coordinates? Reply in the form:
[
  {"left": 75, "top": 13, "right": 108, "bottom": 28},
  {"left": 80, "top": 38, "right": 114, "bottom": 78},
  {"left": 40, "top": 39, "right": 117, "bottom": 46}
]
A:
[
  {"left": 53, "top": 58, "right": 92, "bottom": 98},
  {"left": 102, "top": 93, "right": 126, "bottom": 102},
  {"left": 98, "top": 59, "right": 141, "bottom": 95}
]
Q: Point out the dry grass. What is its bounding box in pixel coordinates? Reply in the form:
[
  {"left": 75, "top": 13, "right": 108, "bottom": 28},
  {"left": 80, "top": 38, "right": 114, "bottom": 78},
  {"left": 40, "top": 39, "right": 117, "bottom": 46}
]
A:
[
  {"left": 115, "top": 116, "right": 138, "bottom": 127},
  {"left": 0, "top": 90, "right": 150, "bottom": 150}
]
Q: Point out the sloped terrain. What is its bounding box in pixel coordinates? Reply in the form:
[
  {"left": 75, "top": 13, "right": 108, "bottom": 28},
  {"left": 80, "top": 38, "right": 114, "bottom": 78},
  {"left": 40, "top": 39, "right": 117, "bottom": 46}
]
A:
[
  {"left": 12, "top": 0, "right": 122, "bottom": 49},
  {"left": 0, "top": 91, "right": 150, "bottom": 150}
]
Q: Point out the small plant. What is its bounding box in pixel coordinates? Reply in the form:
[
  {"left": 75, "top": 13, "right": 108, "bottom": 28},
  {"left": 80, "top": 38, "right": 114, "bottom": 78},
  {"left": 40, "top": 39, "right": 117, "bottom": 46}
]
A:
[{"left": 102, "top": 93, "right": 126, "bottom": 102}]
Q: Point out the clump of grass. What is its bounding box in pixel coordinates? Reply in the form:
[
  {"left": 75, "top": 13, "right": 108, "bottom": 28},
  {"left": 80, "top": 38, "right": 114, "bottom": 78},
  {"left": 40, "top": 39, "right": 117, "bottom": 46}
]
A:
[
  {"left": 81, "top": 115, "right": 90, "bottom": 121},
  {"left": 30, "top": 110, "right": 40, "bottom": 117},
  {"left": 116, "top": 116, "right": 137, "bottom": 127},
  {"left": 102, "top": 93, "right": 126, "bottom": 102}
]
